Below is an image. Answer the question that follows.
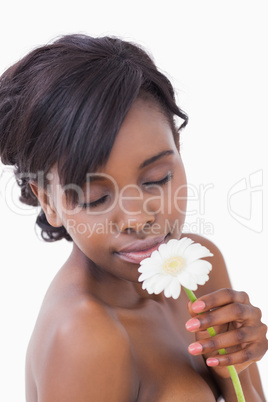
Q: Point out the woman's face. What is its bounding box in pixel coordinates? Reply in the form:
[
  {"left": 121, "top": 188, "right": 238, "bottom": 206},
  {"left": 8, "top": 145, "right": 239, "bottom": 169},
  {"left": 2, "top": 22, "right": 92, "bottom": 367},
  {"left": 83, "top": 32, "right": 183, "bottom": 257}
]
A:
[{"left": 46, "top": 98, "right": 187, "bottom": 283}]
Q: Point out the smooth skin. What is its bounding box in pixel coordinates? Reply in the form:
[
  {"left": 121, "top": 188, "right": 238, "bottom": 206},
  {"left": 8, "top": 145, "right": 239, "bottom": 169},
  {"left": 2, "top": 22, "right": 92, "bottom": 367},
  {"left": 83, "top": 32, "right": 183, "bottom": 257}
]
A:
[{"left": 27, "top": 98, "right": 267, "bottom": 401}]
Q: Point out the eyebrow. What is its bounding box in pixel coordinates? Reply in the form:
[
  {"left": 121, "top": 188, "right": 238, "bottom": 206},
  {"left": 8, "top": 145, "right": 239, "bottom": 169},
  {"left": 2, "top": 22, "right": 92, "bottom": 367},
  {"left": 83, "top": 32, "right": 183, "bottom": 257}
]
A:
[
  {"left": 83, "top": 149, "right": 175, "bottom": 185},
  {"left": 84, "top": 175, "right": 107, "bottom": 184},
  {"left": 139, "top": 150, "right": 174, "bottom": 169}
]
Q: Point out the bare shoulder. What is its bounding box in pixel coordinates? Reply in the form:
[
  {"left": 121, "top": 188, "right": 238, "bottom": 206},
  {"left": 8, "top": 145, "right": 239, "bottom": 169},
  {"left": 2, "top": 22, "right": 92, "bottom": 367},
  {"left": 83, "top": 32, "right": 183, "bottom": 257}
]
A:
[
  {"left": 182, "top": 233, "right": 232, "bottom": 295},
  {"left": 29, "top": 297, "right": 138, "bottom": 402}
]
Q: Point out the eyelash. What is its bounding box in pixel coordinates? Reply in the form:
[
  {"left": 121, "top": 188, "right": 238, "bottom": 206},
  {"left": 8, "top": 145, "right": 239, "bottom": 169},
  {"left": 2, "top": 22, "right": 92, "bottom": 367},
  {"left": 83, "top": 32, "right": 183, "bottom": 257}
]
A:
[
  {"left": 80, "top": 173, "right": 173, "bottom": 209},
  {"left": 144, "top": 172, "right": 173, "bottom": 187},
  {"left": 81, "top": 195, "right": 109, "bottom": 209}
]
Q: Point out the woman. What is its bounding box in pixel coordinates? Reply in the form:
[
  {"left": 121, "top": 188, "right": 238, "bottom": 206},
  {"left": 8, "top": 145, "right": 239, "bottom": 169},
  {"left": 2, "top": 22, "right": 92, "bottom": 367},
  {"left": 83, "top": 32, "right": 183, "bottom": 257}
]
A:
[{"left": 0, "top": 34, "right": 267, "bottom": 401}]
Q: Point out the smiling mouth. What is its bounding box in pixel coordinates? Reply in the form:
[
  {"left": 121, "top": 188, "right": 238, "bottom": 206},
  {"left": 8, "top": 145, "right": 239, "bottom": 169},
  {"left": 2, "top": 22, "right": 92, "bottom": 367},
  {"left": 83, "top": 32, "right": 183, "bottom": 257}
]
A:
[{"left": 115, "top": 234, "right": 169, "bottom": 264}]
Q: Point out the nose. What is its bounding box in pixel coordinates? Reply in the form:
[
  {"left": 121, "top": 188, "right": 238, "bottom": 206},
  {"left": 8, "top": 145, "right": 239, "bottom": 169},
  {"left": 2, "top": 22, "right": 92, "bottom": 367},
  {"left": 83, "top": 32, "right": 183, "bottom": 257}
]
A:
[
  {"left": 115, "top": 185, "right": 155, "bottom": 233},
  {"left": 118, "top": 213, "right": 155, "bottom": 234}
]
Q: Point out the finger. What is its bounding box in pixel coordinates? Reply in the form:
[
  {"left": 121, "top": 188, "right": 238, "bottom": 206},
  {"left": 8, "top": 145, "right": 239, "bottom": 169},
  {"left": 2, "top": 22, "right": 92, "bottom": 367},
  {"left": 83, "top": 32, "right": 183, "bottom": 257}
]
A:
[
  {"left": 187, "top": 301, "right": 197, "bottom": 318},
  {"left": 185, "top": 303, "right": 262, "bottom": 332},
  {"left": 191, "top": 289, "right": 251, "bottom": 314},
  {"left": 206, "top": 342, "right": 267, "bottom": 367},
  {"left": 188, "top": 326, "right": 261, "bottom": 356}
]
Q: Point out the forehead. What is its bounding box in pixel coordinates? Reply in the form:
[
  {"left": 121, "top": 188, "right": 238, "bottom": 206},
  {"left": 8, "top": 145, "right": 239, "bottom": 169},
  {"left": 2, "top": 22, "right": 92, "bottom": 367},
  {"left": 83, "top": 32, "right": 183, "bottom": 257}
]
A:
[
  {"left": 103, "top": 99, "right": 177, "bottom": 173},
  {"left": 48, "top": 99, "right": 177, "bottom": 189}
]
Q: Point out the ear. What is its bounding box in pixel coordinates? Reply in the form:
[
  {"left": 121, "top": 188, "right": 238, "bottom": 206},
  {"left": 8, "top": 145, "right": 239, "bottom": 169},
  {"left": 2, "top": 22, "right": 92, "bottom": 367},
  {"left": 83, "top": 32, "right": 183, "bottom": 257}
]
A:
[{"left": 30, "top": 182, "right": 63, "bottom": 228}]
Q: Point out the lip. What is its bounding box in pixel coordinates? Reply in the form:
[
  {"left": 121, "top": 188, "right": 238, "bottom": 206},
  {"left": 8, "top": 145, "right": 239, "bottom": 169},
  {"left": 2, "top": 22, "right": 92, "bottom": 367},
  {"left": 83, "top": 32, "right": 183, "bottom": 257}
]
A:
[{"left": 115, "top": 234, "right": 168, "bottom": 264}]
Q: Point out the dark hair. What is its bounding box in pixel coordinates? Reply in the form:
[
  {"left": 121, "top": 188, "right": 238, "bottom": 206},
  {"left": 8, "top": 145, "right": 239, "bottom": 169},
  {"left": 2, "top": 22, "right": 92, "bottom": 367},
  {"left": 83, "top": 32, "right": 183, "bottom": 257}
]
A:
[{"left": 0, "top": 34, "right": 188, "bottom": 242}]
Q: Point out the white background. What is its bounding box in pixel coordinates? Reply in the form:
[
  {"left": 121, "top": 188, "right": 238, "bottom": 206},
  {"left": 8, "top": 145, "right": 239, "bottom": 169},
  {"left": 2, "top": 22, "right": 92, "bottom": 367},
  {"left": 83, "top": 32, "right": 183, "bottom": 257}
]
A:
[{"left": 0, "top": 1, "right": 267, "bottom": 400}]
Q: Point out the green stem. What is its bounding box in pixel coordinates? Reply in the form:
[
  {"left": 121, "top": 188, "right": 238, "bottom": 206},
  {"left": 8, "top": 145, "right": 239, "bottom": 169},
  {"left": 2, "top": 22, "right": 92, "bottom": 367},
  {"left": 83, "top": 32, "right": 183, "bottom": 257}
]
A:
[{"left": 183, "top": 287, "right": 245, "bottom": 402}]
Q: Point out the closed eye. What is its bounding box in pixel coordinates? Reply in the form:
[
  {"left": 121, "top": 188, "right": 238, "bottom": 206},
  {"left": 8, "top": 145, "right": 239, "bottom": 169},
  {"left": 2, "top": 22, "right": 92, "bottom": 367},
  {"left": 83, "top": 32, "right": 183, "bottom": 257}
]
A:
[
  {"left": 80, "top": 194, "right": 109, "bottom": 209},
  {"left": 144, "top": 172, "right": 173, "bottom": 187}
]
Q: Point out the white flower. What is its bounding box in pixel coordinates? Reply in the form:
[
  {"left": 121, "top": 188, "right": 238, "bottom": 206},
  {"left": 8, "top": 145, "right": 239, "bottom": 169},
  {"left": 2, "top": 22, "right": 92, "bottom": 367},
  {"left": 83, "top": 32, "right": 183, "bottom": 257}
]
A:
[{"left": 138, "top": 237, "right": 213, "bottom": 299}]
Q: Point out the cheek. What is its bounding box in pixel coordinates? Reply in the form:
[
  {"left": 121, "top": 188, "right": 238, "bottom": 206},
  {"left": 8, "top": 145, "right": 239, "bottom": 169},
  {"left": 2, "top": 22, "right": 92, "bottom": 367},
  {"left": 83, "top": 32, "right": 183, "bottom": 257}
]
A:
[
  {"left": 164, "top": 170, "right": 187, "bottom": 237},
  {"left": 172, "top": 178, "right": 187, "bottom": 215},
  {"left": 62, "top": 212, "right": 111, "bottom": 246},
  {"left": 170, "top": 160, "right": 187, "bottom": 215},
  {"left": 65, "top": 216, "right": 114, "bottom": 267}
]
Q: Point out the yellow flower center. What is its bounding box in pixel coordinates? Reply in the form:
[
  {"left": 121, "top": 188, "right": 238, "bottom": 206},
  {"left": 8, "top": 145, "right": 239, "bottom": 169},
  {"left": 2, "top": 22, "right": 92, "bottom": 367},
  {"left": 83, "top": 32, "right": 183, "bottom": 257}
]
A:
[{"left": 163, "top": 256, "right": 185, "bottom": 276}]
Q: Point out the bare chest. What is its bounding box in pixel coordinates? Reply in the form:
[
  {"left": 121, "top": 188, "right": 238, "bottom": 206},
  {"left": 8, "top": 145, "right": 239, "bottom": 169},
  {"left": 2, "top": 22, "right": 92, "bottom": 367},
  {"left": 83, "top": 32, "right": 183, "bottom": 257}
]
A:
[{"left": 116, "top": 298, "right": 218, "bottom": 401}]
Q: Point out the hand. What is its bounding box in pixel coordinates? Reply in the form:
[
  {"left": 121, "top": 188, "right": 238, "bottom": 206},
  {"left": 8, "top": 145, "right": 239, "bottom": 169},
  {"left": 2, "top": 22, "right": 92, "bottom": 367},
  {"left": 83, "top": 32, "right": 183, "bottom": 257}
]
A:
[{"left": 185, "top": 288, "right": 268, "bottom": 378}]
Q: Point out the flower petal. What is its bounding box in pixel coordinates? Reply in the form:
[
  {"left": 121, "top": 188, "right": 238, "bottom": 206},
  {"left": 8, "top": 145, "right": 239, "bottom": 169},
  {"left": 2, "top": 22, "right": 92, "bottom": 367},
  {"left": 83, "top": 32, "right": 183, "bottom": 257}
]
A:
[
  {"left": 186, "top": 260, "right": 212, "bottom": 286},
  {"left": 146, "top": 286, "right": 154, "bottom": 294},
  {"left": 139, "top": 257, "right": 163, "bottom": 276},
  {"left": 140, "top": 249, "right": 162, "bottom": 266},
  {"left": 138, "top": 269, "right": 158, "bottom": 282},
  {"left": 175, "top": 237, "right": 194, "bottom": 256},
  {"left": 168, "top": 277, "right": 182, "bottom": 299},
  {"left": 157, "top": 243, "right": 171, "bottom": 260},
  {"left": 178, "top": 271, "right": 198, "bottom": 291},
  {"left": 165, "top": 239, "right": 183, "bottom": 257},
  {"left": 138, "top": 258, "right": 162, "bottom": 272},
  {"left": 195, "top": 274, "right": 209, "bottom": 286},
  {"left": 183, "top": 243, "right": 213, "bottom": 265},
  {"left": 187, "top": 259, "right": 212, "bottom": 276},
  {"left": 153, "top": 275, "right": 173, "bottom": 294},
  {"left": 141, "top": 274, "right": 163, "bottom": 292},
  {"left": 164, "top": 285, "right": 172, "bottom": 298}
]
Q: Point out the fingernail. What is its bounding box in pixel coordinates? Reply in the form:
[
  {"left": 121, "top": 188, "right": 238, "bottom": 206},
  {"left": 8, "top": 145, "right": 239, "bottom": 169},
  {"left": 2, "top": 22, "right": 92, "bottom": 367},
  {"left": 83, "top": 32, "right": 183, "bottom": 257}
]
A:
[
  {"left": 188, "top": 343, "right": 203, "bottom": 355},
  {"left": 206, "top": 357, "right": 219, "bottom": 367},
  {"left": 192, "top": 300, "right": 206, "bottom": 313},
  {"left": 185, "top": 318, "right": 200, "bottom": 331}
]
